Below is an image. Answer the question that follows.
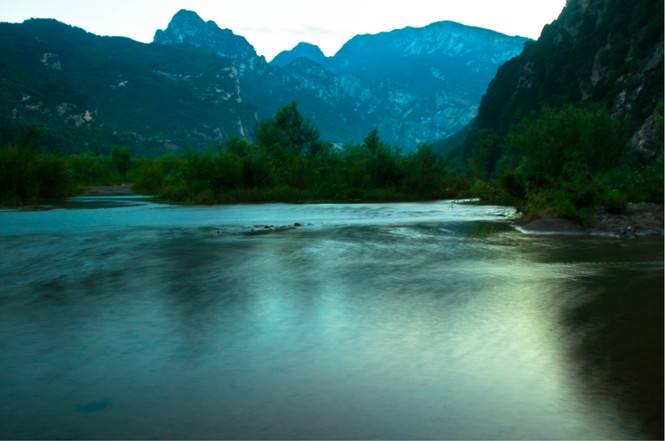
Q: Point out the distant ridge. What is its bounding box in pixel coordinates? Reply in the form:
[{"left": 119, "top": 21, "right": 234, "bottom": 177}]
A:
[
  {"left": 0, "top": 12, "right": 527, "bottom": 152},
  {"left": 154, "top": 11, "right": 528, "bottom": 147},
  {"left": 271, "top": 42, "right": 329, "bottom": 67}
]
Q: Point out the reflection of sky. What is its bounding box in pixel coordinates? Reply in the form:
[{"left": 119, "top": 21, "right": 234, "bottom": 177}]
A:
[
  {"left": 0, "top": 201, "right": 657, "bottom": 438},
  {"left": 0, "top": 199, "right": 515, "bottom": 235},
  {"left": 243, "top": 239, "right": 631, "bottom": 438},
  {"left": 222, "top": 230, "right": 642, "bottom": 437}
]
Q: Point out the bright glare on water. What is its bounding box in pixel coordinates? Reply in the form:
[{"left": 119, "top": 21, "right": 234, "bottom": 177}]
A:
[{"left": 0, "top": 198, "right": 662, "bottom": 439}]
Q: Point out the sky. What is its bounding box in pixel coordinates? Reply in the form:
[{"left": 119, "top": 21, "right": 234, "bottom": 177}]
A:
[{"left": 0, "top": 0, "right": 566, "bottom": 60}]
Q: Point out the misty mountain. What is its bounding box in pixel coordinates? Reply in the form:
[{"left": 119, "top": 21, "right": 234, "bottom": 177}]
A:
[
  {"left": 0, "top": 10, "right": 527, "bottom": 153},
  {"left": 158, "top": 11, "right": 528, "bottom": 146},
  {"left": 0, "top": 18, "right": 256, "bottom": 154}
]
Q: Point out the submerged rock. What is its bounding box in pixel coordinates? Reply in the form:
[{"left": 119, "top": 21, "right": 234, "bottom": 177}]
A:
[{"left": 245, "top": 223, "right": 303, "bottom": 235}]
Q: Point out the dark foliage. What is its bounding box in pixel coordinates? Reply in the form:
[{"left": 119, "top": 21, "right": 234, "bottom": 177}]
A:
[
  {"left": 450, "top": 0, "right": 663, "bottom": 219},
  {"left": 0, "top": 103, "right": 466, "bottom": 206}
]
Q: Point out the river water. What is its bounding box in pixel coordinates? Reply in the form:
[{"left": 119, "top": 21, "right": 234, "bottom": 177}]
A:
[{"left": 0, "top": 198, "right": 662, "bottom": 439}]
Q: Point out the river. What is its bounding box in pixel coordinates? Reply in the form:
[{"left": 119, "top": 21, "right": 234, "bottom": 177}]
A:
[{"left": 0, "top": 198, "right": 662, "bottom": 439}]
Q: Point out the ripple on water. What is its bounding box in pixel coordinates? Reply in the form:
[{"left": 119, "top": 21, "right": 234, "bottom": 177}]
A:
[{"left": 0, "top": 199, "right": 661, "bottom": 439}]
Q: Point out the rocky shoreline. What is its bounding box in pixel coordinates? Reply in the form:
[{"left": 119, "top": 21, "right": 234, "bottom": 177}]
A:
[{"left": 516, "top": 203, "right": 664, "bottom": 239}]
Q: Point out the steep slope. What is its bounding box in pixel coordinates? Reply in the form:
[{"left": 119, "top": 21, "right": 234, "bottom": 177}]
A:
[
  {"left": 474, "top": 0, "right": 663, "bottom": 157},
  {"left": 153, "top": 10, "right": 370, "bottom": 143},
  {"left": 326, "top": 21, "right": 529, "bottom": 144},
  {"left": 0, "top": 19, "right": 256, "bottom": 154},
  {"left": 0, "top": 12, "right": 529, "bottom": 153},
  {"left": 155, "top": 11, "right": 528, "bottom": 147},
  {"left": 154, "top": 9, "right": 266, "bottom": 77}
]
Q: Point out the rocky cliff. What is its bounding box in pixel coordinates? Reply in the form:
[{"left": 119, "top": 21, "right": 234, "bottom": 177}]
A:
[
  {"left": 474, "top": 0, "right": 663, "bottom": 158},
  {"left": 154, "top": 9, "right": 266, "bottom": 78},
  {"left": 156, "top": 11, "right": 528, "bottom": 147}
]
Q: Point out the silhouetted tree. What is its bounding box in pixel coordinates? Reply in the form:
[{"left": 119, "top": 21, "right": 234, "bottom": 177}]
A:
[{"left": 363, "top": 128, "right": 381, "bottom": 153}]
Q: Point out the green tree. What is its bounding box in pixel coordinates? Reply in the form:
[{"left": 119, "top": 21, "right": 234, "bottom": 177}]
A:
[
  {"left": 255, "top": 102, "right": 321, "bottom": 159},
  {"left": 363, "top": 128, "right": 382, "bottom": 153},
  {"left": 224, "top": 136, "right": 252, "bottom": 157},
  {"left": 501, "top": 104, "right": 635, "bottom": 220},
  {"left": 464, "top": 128, "right": 502, "bottom": 179},
  {"left": 111, "top": 146, "right": 132, "bottom": 178},
  {"left": 403, "top": 143, "right": 448, "bottom": 196},
  {"left": 507, "top": 105, "right": 628, "bottom": 189},
  {"left": 0, "top": 144, "right": 71, "bottom": 205}
]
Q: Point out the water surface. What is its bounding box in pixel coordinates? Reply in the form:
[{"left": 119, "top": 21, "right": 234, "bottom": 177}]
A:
[{"left": 0, "top": 198, "right": 662, "bottom": 439}]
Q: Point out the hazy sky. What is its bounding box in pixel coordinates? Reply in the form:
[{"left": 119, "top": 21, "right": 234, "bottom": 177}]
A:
[{"left": 0, "top": 0, "right": 566, "bottom": 60}]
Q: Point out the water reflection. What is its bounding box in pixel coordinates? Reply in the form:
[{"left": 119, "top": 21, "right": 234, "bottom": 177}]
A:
[
  {"left": 562, "top": 261, "right": 663, "bottom": 439},
  {"left": 0, "top": 200, "right": 661, "bottom": 439}
]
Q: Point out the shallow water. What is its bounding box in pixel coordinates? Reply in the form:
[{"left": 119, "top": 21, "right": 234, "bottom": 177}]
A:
[{"left": 0, "top": 198, "right": 662, "bottom": 439}]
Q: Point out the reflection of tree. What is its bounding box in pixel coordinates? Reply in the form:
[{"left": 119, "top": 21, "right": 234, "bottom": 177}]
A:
[
  {"left": 150, "top": 230, "right": 325, "bottom": 352},
  {"left": 151, "top": 233, "right": 255, "bottom": 353},
  {"left": 562, "top": 265, "right": 663, "bottom": 439}
]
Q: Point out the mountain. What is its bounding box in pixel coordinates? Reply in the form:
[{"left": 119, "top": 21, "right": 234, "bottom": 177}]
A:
[
  {"left": 271, "top": 42, "right": 329, "bottom": 68},
  {"left": 0, "top": 18, "right": 256, "bottom": 154},
  {"left": 153, "top": 10, "right": 371, "bottom": 143},
  {"left": 0, "top": 11, "right": 527, "bottom": 153},
  {"left": 154, "top": 11, "right": 528, "bottom": 147},
  {"left": 327, "top": 21, "right": 529, "bottom": 144},
  {"left": 474, "top": 0, "right": 663, "bottom": 158},
  {"left": 154, "top": 9, "right": 265, "bottom": 78}
]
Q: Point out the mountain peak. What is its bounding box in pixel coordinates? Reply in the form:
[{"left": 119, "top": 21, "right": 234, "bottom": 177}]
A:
[
  {"left": 271, "top": 42, "right": 327, "bottom": 67},
  {"left": 171, "top": 9, "right": 204, "bottom": 24},
  {"left": 292, "top": 42, "right": 324, "bottom": 53},
  {"left": 154, "top": 10, "right": 264, "bottom": 75},
  {"left": 155, "top": 10, "right": 206, "bottom": 44},
  {"left": 334, "top": 20, "right": 528, "bottom": 62}
]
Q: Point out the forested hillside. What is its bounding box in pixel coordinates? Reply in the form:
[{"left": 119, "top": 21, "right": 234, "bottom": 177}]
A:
[
  {"left": 0, "top": 19, "right": 256, "bottom": 154},
  {"left": 456, "top": 0, "right": 663, "bottom": 220},
  {"left": 0, "top": 11, "right": 526, "bottom": 153}
]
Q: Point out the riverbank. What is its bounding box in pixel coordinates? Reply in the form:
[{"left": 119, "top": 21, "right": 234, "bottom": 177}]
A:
[
  {"left": 82, "top": 184, "right": 136, "bottom": 196},
  {"left": 515, "top": 203, "right": 664, "bottom": 238}
]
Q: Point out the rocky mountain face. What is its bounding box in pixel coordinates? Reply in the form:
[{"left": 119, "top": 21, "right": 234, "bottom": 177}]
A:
[
  {"left": 153, "top": 11, "right": 373, "bottom": 144},
  {"left": 334, "top": 21, "right": 529, "bottom": 145},
  {"left": 0, "top": 19, "right": 257, "bottom": 154},
  {"left": 474, "top": 0, "right": 663, "bottom": 158},
  {"left": 0, "top": 10, "right": 527, "bottom": 153},
  {"left": 155, "top": 11, "right": 528, "bottom": 147},
  {"left": 154, "top": 10, "right": 266, "bottom": 78}
]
